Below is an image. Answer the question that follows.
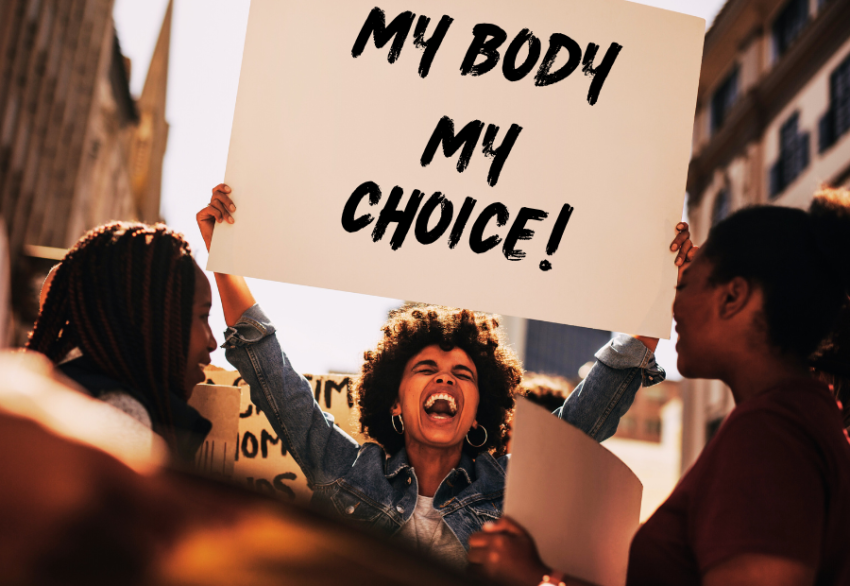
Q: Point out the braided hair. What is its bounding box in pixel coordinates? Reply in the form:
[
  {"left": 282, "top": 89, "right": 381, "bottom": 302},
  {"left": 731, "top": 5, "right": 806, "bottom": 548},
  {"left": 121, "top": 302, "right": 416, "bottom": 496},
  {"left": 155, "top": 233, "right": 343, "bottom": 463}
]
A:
[{"left": 27, "top": 222, "right": 197, "bottom": 447}]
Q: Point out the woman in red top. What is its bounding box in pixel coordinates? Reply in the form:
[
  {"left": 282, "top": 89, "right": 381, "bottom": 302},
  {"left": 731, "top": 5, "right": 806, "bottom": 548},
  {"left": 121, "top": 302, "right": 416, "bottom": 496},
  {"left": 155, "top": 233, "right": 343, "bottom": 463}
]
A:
[{"left": 467, "top": 188, "right": 850, "bottom": 586}]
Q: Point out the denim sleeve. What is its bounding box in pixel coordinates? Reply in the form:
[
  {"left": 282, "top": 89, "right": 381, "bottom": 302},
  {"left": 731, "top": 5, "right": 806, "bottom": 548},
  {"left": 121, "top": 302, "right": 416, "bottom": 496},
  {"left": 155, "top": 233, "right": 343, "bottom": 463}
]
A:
[
  {"left": 222, "top": 304, "right": 360, "bottom": 486},
  {"left": 554, "top": 334, "right": 665, "bottom": 442}
]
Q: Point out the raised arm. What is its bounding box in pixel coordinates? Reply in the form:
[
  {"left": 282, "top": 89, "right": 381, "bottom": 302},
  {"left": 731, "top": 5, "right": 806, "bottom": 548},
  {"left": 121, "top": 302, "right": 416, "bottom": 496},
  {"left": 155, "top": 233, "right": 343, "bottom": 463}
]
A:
[
  {"left": 197, "top": 184, "right": 255, "bottom": 326},
  {"left": 555, "top": 334, "right": 664, "bottom": 441},
  {"left": 198, "top": 184, "right": 360, "bottom": 485}
]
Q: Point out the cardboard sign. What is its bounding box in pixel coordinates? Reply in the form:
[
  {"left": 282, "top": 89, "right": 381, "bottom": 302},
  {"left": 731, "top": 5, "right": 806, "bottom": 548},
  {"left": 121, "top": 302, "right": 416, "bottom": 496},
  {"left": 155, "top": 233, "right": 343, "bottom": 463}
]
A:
[
  {"left": 188, "top": 385, "right": 241, "bottom": 477},
  {"left": 202, "top": 367, "right": 359, "bottom": 503},
  {"left": 208, "top": 0, "right": 704, "bottom": 337},
  {"left": 505, "top": 397, "right": 642, "bottom": 586}
]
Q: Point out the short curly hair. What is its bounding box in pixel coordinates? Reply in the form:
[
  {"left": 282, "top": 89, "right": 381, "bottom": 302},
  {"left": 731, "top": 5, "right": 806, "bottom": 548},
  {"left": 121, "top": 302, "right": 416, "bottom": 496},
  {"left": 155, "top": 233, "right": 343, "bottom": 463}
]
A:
[
  {"left": 517, "top": 373, "right": 574, "bottom": 413},
  {"left": 352, "top": 305, "right": 521, "bottom": 458}
]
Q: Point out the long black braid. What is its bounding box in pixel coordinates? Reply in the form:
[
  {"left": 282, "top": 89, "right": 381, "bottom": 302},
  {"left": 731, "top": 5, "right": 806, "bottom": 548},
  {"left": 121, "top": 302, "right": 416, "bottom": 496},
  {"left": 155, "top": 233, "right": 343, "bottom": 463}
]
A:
[{"left": 27, "top": 222, "right": 196, "bottom": 448}]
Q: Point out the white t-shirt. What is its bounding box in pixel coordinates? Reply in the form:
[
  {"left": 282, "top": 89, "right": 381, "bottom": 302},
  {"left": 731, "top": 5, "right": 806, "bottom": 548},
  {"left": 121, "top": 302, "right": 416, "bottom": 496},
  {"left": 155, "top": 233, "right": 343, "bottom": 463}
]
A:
[
  {"left": 396, "top": 494, "right": 467, "bottom": 570},
  {"left": 100, "top": 391, "right": 152, "bottom": 429}
]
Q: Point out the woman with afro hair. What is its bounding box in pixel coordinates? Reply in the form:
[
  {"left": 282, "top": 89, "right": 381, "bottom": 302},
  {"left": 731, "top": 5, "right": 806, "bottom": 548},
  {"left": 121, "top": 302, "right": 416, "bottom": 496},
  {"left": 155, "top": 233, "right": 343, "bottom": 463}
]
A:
[{"left": 198, "top": 185, "right": 691, "bottom": 568}]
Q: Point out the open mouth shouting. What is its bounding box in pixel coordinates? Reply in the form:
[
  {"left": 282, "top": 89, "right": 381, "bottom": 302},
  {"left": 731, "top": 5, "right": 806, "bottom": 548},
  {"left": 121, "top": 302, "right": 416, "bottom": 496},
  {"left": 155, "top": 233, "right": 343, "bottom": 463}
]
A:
[
  {"left": 398, "top": 344, "right": 480, "bottom": 446},
  {"left": 423, "top": 391, "right": 460, "bottom": 423}
]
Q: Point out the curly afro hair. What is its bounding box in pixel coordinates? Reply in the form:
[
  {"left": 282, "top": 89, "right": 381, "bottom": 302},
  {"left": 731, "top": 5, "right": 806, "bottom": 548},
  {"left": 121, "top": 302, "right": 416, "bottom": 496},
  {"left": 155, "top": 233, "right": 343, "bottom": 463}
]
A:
[
  {"left": 352, "top": 305, "right": 522, "bottom": 458},
  {"left": 517, "top": 373, "right": 574, "bottom": 413}
]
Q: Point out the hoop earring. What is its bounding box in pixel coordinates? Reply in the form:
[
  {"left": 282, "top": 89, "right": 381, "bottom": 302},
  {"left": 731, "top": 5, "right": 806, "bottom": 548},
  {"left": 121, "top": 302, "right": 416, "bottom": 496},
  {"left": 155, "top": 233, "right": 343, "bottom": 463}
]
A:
[
  {"left": 391, "top": 413, "right": 404, "bottom": 435},
  {"left": 466, "top": 425, "right": 488, "bottom": 448}
]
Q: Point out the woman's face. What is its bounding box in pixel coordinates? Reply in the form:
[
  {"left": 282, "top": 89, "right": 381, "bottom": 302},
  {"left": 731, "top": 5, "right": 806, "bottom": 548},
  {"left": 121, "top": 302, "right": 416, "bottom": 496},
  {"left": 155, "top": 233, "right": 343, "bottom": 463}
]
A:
[
  {"left": 393, "top": 344, "right": 480, "bottom": 452},
  {"left": 673, "top": 254, "right": 721, "bottom": 379},
  {"left": 183, "top": 263, "right": 217, "bottom": 399}
]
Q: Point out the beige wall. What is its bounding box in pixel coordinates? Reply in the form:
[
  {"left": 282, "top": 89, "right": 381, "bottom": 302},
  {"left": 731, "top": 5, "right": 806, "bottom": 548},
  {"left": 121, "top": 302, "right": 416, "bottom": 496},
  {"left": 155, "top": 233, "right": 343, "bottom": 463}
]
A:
[{"left": 739, "top": 34, "right": 764, "bottom": 96}]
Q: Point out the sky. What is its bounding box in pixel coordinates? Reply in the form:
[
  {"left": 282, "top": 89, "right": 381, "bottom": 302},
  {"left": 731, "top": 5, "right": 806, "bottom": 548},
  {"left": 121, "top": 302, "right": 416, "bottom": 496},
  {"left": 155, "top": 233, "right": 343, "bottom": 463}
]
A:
[{"left": 113, "top": 0, "right": 727, "bottom": 378}]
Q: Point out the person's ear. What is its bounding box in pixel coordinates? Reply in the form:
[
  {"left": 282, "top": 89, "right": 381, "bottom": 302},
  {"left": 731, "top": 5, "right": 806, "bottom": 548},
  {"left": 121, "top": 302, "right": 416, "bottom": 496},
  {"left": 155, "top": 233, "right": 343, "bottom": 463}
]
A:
[
  {"left": 718, "top": 276, "right": 755, "bottom": 320},
  {"left": 390, "top": 400, "right": 401, "bottom": 417}
]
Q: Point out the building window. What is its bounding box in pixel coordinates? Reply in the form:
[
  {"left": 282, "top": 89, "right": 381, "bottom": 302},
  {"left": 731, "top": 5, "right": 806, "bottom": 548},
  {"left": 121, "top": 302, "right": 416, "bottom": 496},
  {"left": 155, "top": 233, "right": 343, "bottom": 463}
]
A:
[
  {"left": 769, "top": 113, "right": 810, "bottom": 198},
  {"left": 711, "top": 188, "right": 731, "bottom": 226},
  {"left": 772, "top": 0, "right": 809, "bottom": 59},
  {"left": 819, "top": 53, "right": 850, "bottom": 153},
  {"left": 706, "top": 416, "right": 725, "bottom": 444},
  {"left": 711, "top": 68, "right": 739, "bottom": 134}
]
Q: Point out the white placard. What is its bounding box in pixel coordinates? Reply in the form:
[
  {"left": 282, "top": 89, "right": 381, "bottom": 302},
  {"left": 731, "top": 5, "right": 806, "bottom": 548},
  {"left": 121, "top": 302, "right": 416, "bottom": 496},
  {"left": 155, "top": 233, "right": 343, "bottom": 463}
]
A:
[
  {"left": 505, "top": 397, "right": 643, "bottom": 586},
  {"left": 209, "top": 0, "right": 704, "bottom": 337}
]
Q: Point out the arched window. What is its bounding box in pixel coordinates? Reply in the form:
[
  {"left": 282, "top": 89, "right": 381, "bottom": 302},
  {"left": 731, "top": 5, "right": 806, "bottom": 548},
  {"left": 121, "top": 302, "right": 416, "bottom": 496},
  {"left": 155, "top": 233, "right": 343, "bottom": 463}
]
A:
[{"left": 711, "top": 188, "right": 731, "bottom": 227}]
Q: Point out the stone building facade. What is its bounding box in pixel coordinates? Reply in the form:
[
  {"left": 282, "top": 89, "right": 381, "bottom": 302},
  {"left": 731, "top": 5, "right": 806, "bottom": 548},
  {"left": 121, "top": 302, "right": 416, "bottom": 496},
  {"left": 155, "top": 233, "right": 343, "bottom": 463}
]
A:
[
  {"left": 681, "top": 0, "right": 850, "bottom": 471},
  {"left": 0, "top": 0, "right": 171, "bottom": 344}
]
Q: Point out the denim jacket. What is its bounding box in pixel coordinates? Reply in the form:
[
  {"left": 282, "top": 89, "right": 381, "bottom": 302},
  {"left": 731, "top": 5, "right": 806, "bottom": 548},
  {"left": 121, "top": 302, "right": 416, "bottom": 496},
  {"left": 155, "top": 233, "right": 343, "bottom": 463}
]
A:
[{"left": 223, "top": 305, "right": 664, "bottom": 550}]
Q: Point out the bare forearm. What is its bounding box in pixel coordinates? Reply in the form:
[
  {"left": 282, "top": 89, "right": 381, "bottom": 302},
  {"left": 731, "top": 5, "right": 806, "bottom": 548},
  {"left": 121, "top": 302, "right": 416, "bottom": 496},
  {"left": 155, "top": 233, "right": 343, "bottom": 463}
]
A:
[
  {"left": 198, "top": 184, "right": 256, "bottom": 325},
  {"left": 214, "top": 272, "right": 256, "bottom": 326}
]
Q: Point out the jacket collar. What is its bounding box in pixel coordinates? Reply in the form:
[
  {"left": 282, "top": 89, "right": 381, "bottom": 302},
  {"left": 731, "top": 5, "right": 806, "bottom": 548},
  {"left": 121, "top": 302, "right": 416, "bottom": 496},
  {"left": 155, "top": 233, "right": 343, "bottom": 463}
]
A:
[
  {"left": 469, "top": 451, "right": 506, "bottom": 489},
  {"left": 383, "top": 447, "right": 503, "bottom": 489},
  {"left": 384, "top": 447, "right": 412, "bottom": 479}
]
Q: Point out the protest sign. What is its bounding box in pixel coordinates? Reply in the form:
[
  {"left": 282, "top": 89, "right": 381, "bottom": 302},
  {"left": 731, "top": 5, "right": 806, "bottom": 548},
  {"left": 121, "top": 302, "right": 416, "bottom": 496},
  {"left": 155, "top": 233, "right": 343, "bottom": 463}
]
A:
[
  {"left": 505, "top": 397, "right": 642, "bottom": 586},
  {"left": 188, "top": 385, "right": 241, "bottom": 477},
  {"left": 208, "top": 0, "right": 704, "bottom": 338},
  {"left": 202, "top": 367, "right": 359, "bottom": 502}
]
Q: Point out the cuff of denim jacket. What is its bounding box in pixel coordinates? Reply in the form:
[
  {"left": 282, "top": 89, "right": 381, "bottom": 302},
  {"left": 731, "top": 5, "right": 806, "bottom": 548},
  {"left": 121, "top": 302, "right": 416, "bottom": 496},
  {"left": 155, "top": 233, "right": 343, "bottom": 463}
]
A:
[
  {"left": 595, "top": 334, "right": 666, "bottom": 387},
  {"left": 221, "top": 303, "right": 277, "bottom": 348}
]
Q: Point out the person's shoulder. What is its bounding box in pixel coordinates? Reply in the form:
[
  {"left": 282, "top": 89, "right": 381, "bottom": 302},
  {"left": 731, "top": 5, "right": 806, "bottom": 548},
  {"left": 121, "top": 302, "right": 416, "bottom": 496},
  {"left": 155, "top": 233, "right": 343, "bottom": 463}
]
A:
[
  {"left": 358, "top": 442, "right": 393, "bottom": 468},
  {"left": 733, "top": 380, "right": 838, "bottom": 428},
  {"left": 476, "top": 451, "right": 509, "bottom": 475},
  {"left": 360, "top": 442, "right": 385, "bottom": 456},
  {"left": 716, "top": 380, "right": 843, "bottom": 458}
]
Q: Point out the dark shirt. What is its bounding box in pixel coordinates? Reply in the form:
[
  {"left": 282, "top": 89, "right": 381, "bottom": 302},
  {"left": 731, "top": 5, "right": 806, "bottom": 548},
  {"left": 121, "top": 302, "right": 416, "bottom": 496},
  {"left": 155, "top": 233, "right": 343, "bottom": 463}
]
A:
[
  {"left": 59, "top": 355, "right": 211, "bottom": 464},
  {"left": 627, "top": 379, "right": 850, "bottom": 586}
]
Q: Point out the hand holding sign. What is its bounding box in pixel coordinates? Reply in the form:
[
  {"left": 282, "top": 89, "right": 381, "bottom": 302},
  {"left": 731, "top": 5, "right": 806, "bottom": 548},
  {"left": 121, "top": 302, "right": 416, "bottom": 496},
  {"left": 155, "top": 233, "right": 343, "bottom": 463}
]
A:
[
  {"left": 501, "top": 398, "right": 643, "bottom": 586},
  {"left": 197, "top": 184, "right": 235, "bottom": 250},
  {"left": 671, "top": 222, "right": 698, "bottom": 269},
  {"left": 468, "top": 516, "right": 552, "bottom": 586}
]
